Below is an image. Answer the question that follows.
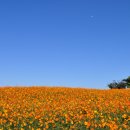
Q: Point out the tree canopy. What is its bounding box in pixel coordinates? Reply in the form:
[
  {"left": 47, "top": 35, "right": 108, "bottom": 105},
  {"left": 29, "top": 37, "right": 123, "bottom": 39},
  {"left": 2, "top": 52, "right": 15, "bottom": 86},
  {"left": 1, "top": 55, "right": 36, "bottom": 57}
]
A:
[
  {"left": 123, "top": 76, "right": 130, "bottom": 88},
  {"left": 108, "top": 80, "right": 127, "bottom": 89},
  {"left": 108, "top": 76, "right": 130, "bottom": 89}
]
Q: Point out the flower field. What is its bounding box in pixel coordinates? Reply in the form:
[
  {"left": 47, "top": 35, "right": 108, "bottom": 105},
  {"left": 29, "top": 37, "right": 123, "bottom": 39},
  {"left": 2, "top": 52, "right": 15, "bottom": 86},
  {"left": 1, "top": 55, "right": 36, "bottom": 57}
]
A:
[{"left": 0, "top": 87, "right": 130, "bottom": 130}]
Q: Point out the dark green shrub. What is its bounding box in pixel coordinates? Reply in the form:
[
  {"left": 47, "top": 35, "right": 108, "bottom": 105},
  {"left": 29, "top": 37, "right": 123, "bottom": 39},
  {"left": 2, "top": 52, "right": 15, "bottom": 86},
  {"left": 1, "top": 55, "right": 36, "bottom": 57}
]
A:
[
  {"left": 108, "top": 81, "right": 118, "bottom": 89},
  {"left": 108, "top": 81, "right": 127, "bottom": 89},
  {"left": 123, "top": 76, "right": 130, "bottom": 88}
]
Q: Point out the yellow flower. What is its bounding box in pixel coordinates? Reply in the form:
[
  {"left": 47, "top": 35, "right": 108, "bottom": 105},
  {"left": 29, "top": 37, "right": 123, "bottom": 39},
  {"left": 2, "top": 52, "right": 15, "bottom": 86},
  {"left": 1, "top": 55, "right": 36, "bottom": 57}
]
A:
[
  {"left": 94, "top": 110, "right": 98, "bottom": 114},
  {"left": 36, "top": 128, "right": 41, "bottom": 130},
  {"left": 122, "top": 114, "right": 127, "bottom": 119},
  {"left": 84, "top": 121, "right": 91, "bottom": 128}
]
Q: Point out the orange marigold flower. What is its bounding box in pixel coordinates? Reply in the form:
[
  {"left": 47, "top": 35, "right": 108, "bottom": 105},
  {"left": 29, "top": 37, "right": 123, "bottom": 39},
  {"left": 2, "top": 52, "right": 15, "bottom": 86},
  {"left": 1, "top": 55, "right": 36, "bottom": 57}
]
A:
[
  {"left": 122, "top": 114, "right": 127, "bottom": 119},
  {"left": 84, "top": 121, "right": 91, "bottom": 128}
]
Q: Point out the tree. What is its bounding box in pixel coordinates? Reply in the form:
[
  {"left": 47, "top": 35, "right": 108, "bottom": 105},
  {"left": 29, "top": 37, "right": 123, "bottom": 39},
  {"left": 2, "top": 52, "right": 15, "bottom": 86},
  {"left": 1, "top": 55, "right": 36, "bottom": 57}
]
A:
[
  {"left": 122, "top": 76, "right": 130, "bottom": 88},
  {"left": 108, "top": 80, "right": 118, "bottom": 89},
  {"left": 108, "top": 80, "right": 127, "bottom": 89},
  {"left": 116, "top": 81, "right": 127, "bottom": 89}
]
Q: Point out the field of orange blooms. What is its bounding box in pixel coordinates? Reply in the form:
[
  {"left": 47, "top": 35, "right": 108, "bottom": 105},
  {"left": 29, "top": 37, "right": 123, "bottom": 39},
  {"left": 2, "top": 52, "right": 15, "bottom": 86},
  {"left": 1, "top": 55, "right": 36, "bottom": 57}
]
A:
[{"left": 0, "top": 87, "right": 130, "bottom": 130}]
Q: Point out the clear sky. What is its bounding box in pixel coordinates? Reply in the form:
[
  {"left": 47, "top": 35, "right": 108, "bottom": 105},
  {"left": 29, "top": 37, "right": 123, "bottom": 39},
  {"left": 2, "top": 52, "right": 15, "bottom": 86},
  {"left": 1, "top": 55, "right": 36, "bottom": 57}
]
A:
[{"left": 0, "top": 0, "right": 130, "bottom": 89}]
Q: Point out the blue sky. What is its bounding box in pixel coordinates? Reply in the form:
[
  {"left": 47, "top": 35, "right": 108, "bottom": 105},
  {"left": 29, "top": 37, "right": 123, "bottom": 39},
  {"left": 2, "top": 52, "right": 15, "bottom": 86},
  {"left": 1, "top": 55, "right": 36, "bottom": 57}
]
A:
[{"left": 0, "top": 0, "right": 130, "bottom": 89}]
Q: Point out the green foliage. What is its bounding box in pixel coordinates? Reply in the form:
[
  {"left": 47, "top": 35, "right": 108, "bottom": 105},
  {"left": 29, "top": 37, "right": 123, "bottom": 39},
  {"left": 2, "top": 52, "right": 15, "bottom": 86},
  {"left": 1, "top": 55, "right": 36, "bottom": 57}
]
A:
[
  {"left": 108, "top": 80, "right": 127, "bottom": 89},
  {"left": 108, "top": 76, "right": 130, "bottom": 89},
  {"left": 108, "top": 81, "right": 117, "bottom": 89},
  {"left": 123, "top": 76, "right": 130, "bottom": 88}
]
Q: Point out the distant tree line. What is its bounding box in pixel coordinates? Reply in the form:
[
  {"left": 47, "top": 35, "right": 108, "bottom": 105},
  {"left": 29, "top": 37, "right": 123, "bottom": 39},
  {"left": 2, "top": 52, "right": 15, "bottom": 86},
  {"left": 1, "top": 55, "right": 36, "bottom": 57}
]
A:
[{"left": 108, "top": 76, "right": 130, "bottom": 89}]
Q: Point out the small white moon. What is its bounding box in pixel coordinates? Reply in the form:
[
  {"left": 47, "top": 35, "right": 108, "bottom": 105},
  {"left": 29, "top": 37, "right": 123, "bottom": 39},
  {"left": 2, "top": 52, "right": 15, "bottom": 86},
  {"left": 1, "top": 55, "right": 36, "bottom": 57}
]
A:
[{"left": 90, "top": 16, "right": 94, "bottom": 18}]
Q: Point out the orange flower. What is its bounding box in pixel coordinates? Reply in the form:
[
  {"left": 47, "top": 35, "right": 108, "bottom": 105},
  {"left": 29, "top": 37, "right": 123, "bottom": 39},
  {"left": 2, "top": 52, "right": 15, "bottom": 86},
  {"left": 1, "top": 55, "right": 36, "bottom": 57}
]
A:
[
  {"left": 122, "top": 114, "right": 127, "bottom": 119},
  {"left": 84, "top": 121, "right": 91, "bottom": 128},
  {"left": 0, "top": 87, "right": 130, "bottom": 129}
]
